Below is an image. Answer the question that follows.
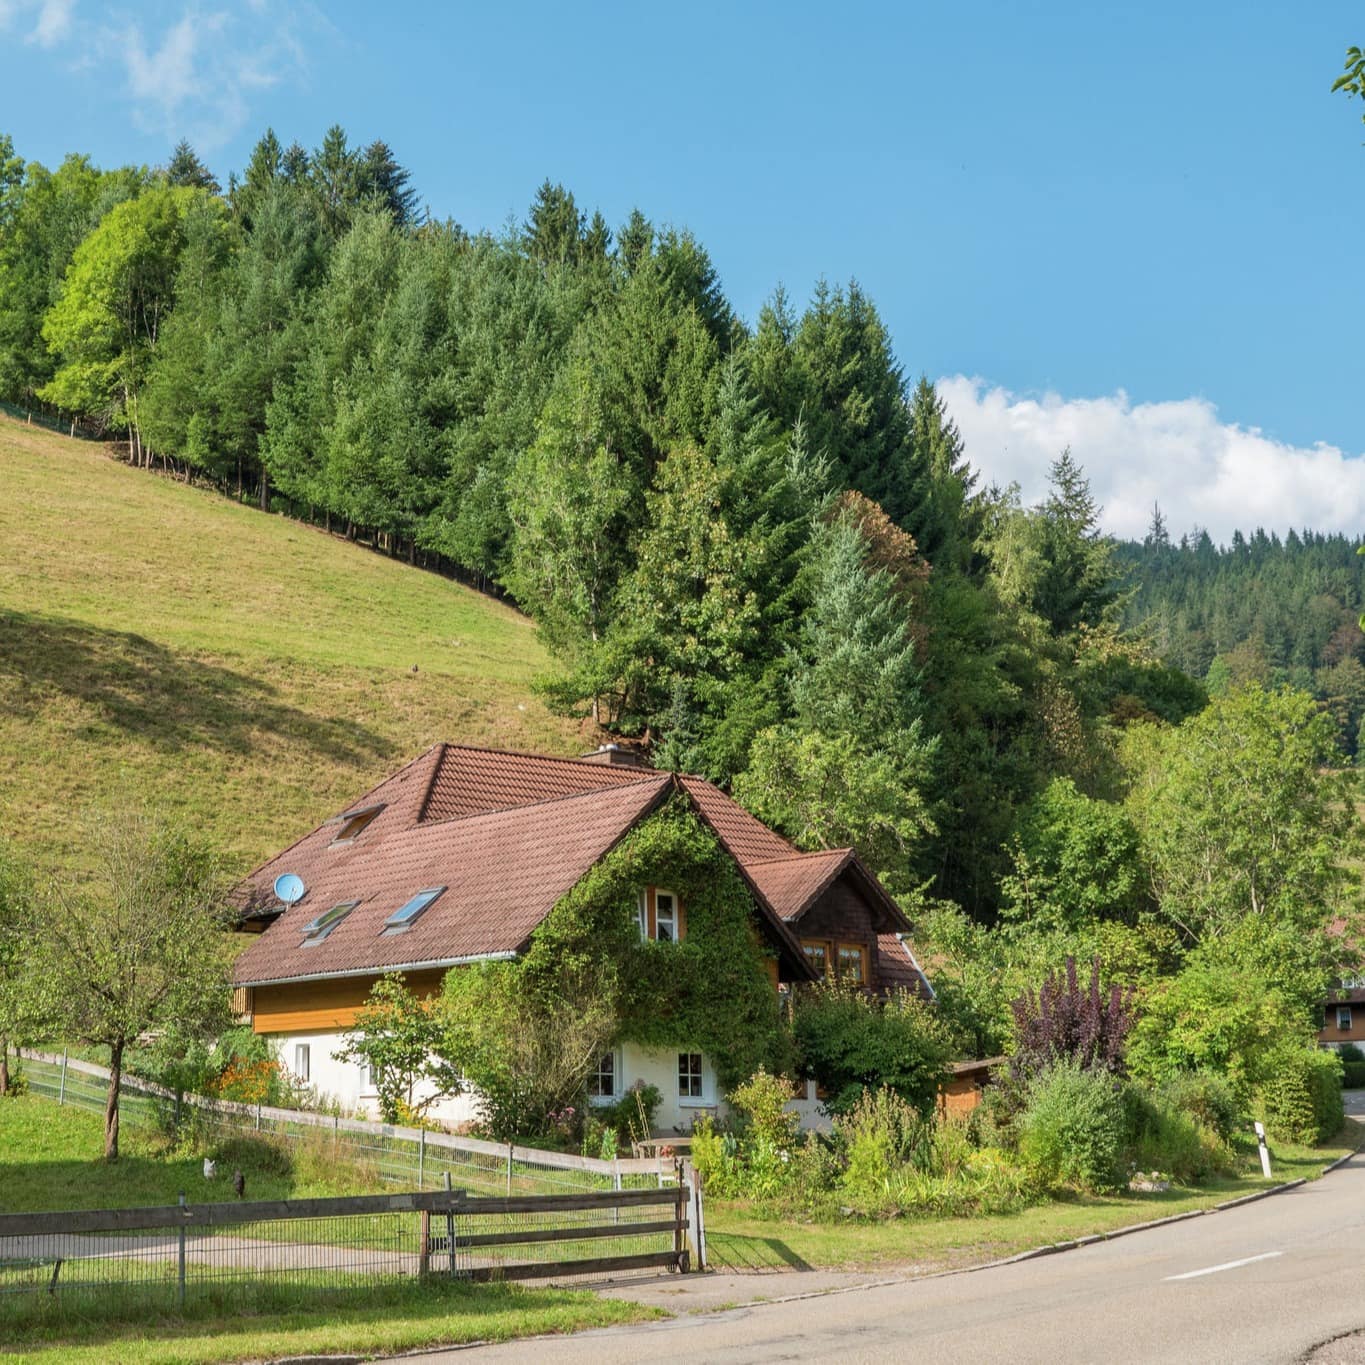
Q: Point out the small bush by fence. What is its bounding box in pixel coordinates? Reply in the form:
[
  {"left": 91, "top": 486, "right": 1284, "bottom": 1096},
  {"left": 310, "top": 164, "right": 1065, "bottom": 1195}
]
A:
[
  {"left": 19, "top": 1051, "right": 682, "bottom": 1197},
  {"left": 0, "top": 1182, "right": 698, "bottom": 1327}
]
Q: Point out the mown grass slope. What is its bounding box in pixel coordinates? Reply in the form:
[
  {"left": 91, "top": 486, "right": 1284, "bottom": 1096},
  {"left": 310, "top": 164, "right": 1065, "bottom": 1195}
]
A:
[{"left": 0, "top": 416, "right": 580, "bottom": 874}]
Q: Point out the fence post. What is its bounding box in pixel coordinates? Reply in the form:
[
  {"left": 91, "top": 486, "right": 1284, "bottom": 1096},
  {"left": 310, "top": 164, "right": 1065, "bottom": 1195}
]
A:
[
  {"left": 444, "top": 1171, "right": 456, "bottom": 1278},
  {"left": 255, "top": 1101, "right": 262, "bottom": 1132},
  {"left": 683, "top": 1159, "right": 705, "bottom": 1271},
  {"left": 177, "top": 1193, "right": 187, "bottom": 1309},
  {"left": 58, "top": 1050, "right": 68, "bottom": 1106},
  {"left": 673, "top": 1161, "right": 687, "bottom": 1272},
  {"left": 506, "top": 1144, "right": 513, "bottom": 1197},
  {"left": 419, "top": 1128, "right": 426, "bottom": 1188}
]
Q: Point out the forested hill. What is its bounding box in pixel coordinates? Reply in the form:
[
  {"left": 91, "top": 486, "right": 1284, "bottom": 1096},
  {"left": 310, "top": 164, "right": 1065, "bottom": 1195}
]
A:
[
  {"left": 1117, "top": 527, "right": 1365, "bottom": 756},
  {"left": 0, "top": 125, "right": 1212, "bottom": 919}
]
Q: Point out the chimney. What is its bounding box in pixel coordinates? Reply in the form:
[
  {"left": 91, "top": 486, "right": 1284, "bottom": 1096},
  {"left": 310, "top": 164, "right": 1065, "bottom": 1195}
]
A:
[{"left": 580, "top": 742, "right": 651, "bottom": 769}]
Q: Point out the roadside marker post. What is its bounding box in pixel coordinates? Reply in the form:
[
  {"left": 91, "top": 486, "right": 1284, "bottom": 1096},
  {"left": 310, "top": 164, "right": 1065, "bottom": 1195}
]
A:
[{"left": 1254, "top": 1121, "right": 1272, "bottom": 1178}]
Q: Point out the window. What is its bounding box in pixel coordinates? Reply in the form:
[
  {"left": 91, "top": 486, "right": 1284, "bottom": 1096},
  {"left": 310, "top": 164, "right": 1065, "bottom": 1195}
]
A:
[
  {"left": 678, "top": 1052, "right": 704, "bottom": 1100},
  {"left": 655, "top": 891, "right": 677, "bottom": 943},
  {"left": 636, "top": 889, "right": 648, "bottom": 940},
  {"left": 358, "top": 1059, "right": 372, "bottom": 1093},
  {"left": 1339, "top": 1005, "right": 1353, "bottom": 1031},
  {"left": 293, "top": 1044, "right": 311, "bottom": 1084},
  {"left": 802, "top": 941, "right": 829, "bottom": 977},
  {"left": 589, "top": 1051, "right": 618, "bottom": 1100},
  {"left": 331, "top": 805, "right": 383, "bottom": 845},
  {"left": 838, "top": 943, "right": 867, "bottom": 986},
  {"left": 301, "top": 900, "right": 358, "bottom": 944},
  {"left": 383, "top": 886, "right": 446, "bottom": 933}
]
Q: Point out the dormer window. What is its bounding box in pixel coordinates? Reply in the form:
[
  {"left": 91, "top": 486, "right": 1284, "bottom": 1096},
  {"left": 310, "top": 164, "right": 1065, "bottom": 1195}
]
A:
[
  {"left": 382, "top": 886, "right": 446, "bottom": 934},
  {"left": 301, "top": 900, "right": 358, "bottom": 944},
  {"left": 331, "top": 805, "right": 383, "bottom": 846}
]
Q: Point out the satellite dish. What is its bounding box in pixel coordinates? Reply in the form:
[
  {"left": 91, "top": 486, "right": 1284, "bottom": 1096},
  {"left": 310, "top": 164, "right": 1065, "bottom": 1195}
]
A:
[{"left": 273, "top": 873, "right": 306, "bottom": 905}]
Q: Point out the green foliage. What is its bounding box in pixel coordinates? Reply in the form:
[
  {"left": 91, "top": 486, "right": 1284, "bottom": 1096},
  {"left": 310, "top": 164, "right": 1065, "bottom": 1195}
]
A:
[
  {"left": 1126, "top": 954, "right": 1309, "bottom": 1107},
  {"left": 1256, "top": 1046, "right": 1344, "bottom": 1145},
  {"left": 0, "top": 839, "right": 46, "bottom": 1075},
  {"left": 836, "top": 1086, "right": 928, "bottom": 1199},
  {"left": 1016, "top": 1059, "right": 1126, "bottom": 1192},
  {"left": 791, "top": 982, "right": 953, "bottom": 1116},
  {"left": 36, "top": 810, "right": 234, "bottom": 1158},
  {"left": 592, "top": 1082, "right": 662, "bottom": 1148},
  {"left": 334, "top": 974, "right": 463, "bottom": 1124},
  {"left": 1342, "top": 1060, "right": 1365, "bottom": 1089},
  {"left": 1156, "top": 1071, "right": 1241, "bottom": 1144},
  {"left": 1123, "top": 685, "right": 1360, "bottom": 947},
  {"left": 1000, "top": 779, "right": 1145, "bottom": 933},
  {"left": 1121, "top": 1085, "right": 1233, "bottom": 1183},
  {"left": 728, "top": 1067, "right": 800, "bottom": 1148}
]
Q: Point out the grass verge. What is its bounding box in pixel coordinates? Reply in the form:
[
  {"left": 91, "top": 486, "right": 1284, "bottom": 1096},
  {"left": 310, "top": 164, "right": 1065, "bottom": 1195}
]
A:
[
  {"left": 1, "top": 1280, "right": 660, "bottom": 1364},
  {"left": 703, "top": 1121, "right": 1363, "bottom": 1273}
]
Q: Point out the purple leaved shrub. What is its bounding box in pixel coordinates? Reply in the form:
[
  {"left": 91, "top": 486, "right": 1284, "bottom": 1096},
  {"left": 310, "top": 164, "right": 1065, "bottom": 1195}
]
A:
[{"left": 1009, "top": 957, "right": 1135, "bottom": 1082}]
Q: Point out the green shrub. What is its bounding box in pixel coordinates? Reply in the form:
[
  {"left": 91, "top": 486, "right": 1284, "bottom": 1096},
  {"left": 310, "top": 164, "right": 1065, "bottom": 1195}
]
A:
[
  {"left": 1257, "top": 1046, "right": 1343, "bottom": 1145},
  {"left": 1123, "top": 1085, "right": 1233, "bottom": 1183},
  {"left": 728, "top": 1068, "right": 799, "bottom": 1148},
  {"left": 1342, "top": 1060, "right": 1365, "bottom": 1089},
  {"left": 1338, "top": 1042, "right": 1365, "bottom": 1064},
  {"left": 1158, "top": 1071, "right": 1241, "bottom": 1144},
  {"left": 793, "top": 983, "right": 953, "bottom": 1115},
  {"left": 595, "top": 1082, "right": 662, "bottom": 1146},
  {"left": 690, "top": 1114, "right": 743, "bottom": 1196},
  {"left": 835, "top": 1087, "right": 929, "bottom": 1200},
  {"left": 1017, "top": 1060, "right": 1125, "bottom": 1192}
]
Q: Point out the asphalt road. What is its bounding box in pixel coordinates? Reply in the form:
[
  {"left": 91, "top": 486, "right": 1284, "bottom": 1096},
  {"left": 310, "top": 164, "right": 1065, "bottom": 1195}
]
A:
[{"left": 413, "top": 1151, "right": 1365, "bottom": 1365}]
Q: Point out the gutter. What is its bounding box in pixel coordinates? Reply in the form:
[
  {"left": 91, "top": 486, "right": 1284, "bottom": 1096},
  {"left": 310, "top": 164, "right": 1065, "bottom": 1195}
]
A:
[{"left": 237, "top": 950, "right": 517, "bottom": 990}]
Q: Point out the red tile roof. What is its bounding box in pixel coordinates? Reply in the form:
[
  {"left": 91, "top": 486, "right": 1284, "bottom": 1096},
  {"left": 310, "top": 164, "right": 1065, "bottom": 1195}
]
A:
[
  {"left": 234, "top": 776, "right": 672, "bottom": 985},
  {"left": 876, "top": 933, "right": 934, "bottom": 999},
  {"left": 419, "top": 744, "right": 645, "bottom": 822},
  {"left": 677, "top": 775, "right": 796, "bottom": 863},
  {"left": 231, "top": 743, "right": 919, "bottom": 993},
  {"left": 745, "top": 850, "right": 853, "bottom": 921}
]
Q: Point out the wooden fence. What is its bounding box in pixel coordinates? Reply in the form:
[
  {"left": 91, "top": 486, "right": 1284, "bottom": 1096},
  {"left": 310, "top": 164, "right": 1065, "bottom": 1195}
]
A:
[{"left": 0, "top": 1180, "right": 701, "bottom": 1315}]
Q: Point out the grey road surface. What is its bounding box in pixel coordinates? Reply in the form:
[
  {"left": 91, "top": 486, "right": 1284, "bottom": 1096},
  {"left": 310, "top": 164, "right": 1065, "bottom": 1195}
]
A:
[{"left": 412, "top": 1152, "right": 1365, "bottom": 1365}]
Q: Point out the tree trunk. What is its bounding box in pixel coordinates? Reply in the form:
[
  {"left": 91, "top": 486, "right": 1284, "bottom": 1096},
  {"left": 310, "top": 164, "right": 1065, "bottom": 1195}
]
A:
[
  {"left": 105, "top": 1040, "right": 123, "bottom": 1160},
  {"left": 0, "top": 1036, "right": 8, "bottom": 1096},
  {"left": 259, "top": 470, "right": 270, "bottom": 513}
]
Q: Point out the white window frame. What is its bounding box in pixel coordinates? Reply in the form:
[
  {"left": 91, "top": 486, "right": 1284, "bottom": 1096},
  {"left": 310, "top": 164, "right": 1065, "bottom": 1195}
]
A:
[
  {"left": 293, "top": 1043, "right": 311, "bottom": 1085},
  {"left": 358, "top": 1058, "right": 373, "bottom": 1094},
  {"left": 636, "top": 889, "right": 648, "bottom": 942},
  {"left": 1338, "top": 1005, "right": 1353, "bottom": 1031},
  {"left": 654, "top": 889, "right": 677, "bottom": 943},
  {"left": 588, "top": 1049, "right": 620, "bottom": 1104},
  {"left": 677, "top": 1050, "right": 708, "bottom": 1105}
]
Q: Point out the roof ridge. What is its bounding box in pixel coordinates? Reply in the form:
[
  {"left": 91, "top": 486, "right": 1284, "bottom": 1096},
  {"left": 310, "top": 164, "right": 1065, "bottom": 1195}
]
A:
[
  {"left": 745, "top": 848, "right": 854, "bottom": 868},
  {"left": 436, "top": 741, "right": 653, "bottom": 775},
  {"left": 415, "top": 771, "right": 671, "bottom": 830},
  {"left": 415, "top": 741, "right": 450, "bottom": 823}
]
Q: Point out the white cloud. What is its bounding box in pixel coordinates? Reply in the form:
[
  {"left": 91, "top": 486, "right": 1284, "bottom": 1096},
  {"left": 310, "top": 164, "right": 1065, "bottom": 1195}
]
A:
[
  {"left": 100, "top": 4, "right": 314, "bottom": 151},
  {"left": 1, "top": 0, "right": 76, "bottom": 46},
  {"left": 938, "top": 375, "right": 1365, "bottom": 545},
  {"left": 29, "top": 0, "right": 74, "bottom": 46}
]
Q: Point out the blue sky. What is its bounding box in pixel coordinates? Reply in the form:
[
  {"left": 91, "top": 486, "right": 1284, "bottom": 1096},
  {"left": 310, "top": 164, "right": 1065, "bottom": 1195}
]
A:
[{"left": 2, "top": 1, "right": 1363, "bottom": 539}]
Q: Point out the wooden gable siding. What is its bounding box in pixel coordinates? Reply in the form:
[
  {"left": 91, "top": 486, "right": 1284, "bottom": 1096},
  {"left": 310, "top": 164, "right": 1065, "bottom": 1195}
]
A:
[
  {"left": 1320, "top": 1003, "right": 1365, "bottom": 1047},
  {"left": 798, "top": 877, "right": 881, "bottom": 988},
  {"left": 251, "top": 969, "right": 446, "bottom": 1034}
]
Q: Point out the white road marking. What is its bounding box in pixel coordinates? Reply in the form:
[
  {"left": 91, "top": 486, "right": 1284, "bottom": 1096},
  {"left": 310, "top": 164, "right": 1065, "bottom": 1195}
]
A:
[{"left": 1164, "top": 1251, "right": 1282, "bottom": 1281}]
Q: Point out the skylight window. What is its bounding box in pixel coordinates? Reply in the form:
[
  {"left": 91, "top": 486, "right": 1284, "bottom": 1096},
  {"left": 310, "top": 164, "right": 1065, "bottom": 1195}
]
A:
[
  {"left": 331, "top": 805, "right": 383, "bottom": 846},
  {"left": 382, "top": 886, "right": 446, "bottom": 934},
  {"left": 301, "top": 900, "right": 358, "bottom": 944}
]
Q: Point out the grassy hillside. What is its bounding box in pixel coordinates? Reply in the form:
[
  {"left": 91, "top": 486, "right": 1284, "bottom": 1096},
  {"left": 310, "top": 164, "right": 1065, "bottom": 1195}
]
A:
[{"left": 0, "top": 416, "right": 582, "bottom": 874}]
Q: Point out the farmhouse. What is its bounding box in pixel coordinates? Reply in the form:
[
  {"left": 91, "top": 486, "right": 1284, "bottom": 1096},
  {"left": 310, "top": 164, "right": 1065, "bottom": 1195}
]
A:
[{"left": 230, "top": 742, "right": 931, "bottom": 1130}]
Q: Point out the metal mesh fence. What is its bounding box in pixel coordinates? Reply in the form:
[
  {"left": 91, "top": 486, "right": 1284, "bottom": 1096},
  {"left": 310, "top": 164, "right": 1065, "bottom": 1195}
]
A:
[
  {"left": 19, "top": 1053, "right": 677, "bottom": 1199},
  {"left": 0, "top": 399, "right": 101, "bottom": 440},
  {"left": 0, "top": 1186, "right": 692, "bottom": 1326}
]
